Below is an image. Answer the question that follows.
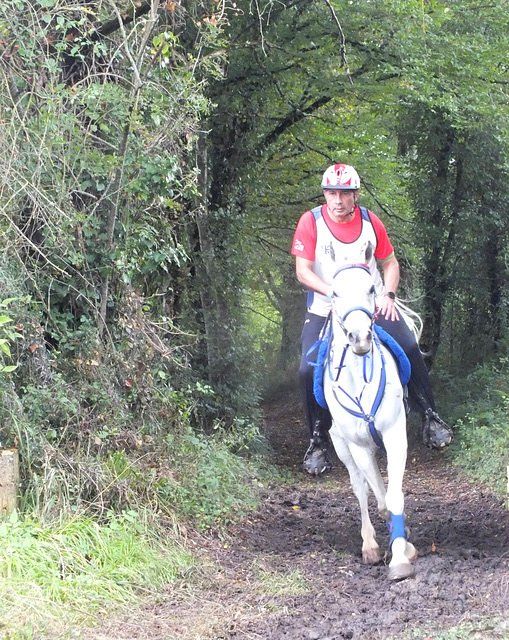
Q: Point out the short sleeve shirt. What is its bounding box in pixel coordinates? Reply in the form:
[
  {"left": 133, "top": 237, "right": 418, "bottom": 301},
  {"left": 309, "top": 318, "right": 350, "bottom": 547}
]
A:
[{"left": 291, "top": 205, "right": 394, "bottom": 261}]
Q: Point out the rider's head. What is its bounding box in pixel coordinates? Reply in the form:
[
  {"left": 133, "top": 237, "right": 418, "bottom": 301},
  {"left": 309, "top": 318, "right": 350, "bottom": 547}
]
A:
[{"left": 321, "top": 163, "right": 360, "bottom": 192}]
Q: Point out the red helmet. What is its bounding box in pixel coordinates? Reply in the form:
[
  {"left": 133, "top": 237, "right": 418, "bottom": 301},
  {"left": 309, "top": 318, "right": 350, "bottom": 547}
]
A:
[{"left": 321, "top": 163, "right": 360, "bottom": 190}]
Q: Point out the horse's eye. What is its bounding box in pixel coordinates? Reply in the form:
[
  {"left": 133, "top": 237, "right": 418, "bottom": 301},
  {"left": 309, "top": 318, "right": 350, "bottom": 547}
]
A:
[{"left": 369, "top": 285, "right": 375, "bottom": 295}]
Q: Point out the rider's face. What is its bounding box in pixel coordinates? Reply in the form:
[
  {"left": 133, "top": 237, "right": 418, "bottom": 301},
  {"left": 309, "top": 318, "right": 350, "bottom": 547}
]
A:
[{"left": 323, "top": 189, "right": 358, "bottom": 223}]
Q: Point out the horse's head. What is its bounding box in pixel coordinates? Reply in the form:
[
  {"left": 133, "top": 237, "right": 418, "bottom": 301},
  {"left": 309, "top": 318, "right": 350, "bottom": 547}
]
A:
[{"left": 330, "top": 260, "right": 376, "bottom": 356}]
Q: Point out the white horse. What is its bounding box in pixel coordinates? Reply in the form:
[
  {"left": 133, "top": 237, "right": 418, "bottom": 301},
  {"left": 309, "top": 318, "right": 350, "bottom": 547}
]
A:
[{"left": 322, "top": 246, "right": 417, "bottom": 581}]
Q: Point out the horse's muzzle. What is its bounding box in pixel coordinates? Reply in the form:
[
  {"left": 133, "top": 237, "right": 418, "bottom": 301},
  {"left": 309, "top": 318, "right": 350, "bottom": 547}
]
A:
[{"left": 348, "top": 329, "right": 372, "bottom": 355}]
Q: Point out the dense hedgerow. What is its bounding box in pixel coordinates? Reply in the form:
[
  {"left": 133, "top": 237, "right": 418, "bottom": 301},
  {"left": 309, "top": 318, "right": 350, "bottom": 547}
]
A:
[{"left": 434, "top": 355, "right": 509, "bottom": 496}]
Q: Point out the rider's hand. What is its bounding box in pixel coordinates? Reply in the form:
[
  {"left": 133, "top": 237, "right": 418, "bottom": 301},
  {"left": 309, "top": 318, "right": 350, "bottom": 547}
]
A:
[{"left": 379, "top": 295, "right": 399, "bottom": 321}]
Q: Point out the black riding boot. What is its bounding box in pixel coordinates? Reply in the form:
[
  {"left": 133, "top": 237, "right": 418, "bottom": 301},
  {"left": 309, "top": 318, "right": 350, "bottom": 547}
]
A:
[
  {"left": 422, "top": 408, "right": 453, "bottom": 449},
  {"left": 302, "top": 419, "right": 333, "bottom": 476},
  {"left": 412, "top": 392, "right": 453, "bottom": 449}
]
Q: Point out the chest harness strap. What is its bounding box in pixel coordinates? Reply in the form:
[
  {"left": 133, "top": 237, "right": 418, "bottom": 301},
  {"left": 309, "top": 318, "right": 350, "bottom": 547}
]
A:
[{"left": 329, "top": 332, "right": 387, "bottom": 451}]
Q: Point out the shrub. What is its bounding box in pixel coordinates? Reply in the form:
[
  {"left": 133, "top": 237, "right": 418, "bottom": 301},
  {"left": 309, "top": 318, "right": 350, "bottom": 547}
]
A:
[{"left": 450, "top": 358, "right": 509, "bottom": 496}]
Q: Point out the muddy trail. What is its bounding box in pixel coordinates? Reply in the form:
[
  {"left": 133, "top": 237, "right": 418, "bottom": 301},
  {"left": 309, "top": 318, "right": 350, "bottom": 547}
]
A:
[{"left": 88, "top": 394, "right": 509, "bottom": 640}]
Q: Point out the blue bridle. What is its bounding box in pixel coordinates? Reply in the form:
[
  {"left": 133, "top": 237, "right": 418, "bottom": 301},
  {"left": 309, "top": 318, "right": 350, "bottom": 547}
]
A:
[
  {"left": 329, "top": 263, "right": 386, "bottom": 450},
  {"left": 331, "top": 263, "right": 376, "bottom": 328}
]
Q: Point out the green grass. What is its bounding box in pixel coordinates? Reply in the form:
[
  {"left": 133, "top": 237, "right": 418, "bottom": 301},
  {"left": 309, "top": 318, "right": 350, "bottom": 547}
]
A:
[
  {"left": 386, "top": 613, "right": 509, "bottom": 639},
  {"left": 0, "top": 509, "right": 196, "bottom": 638},
  {"left": 251, "top": 560, "right": 310, "bottom": 597},
  {"left": 453, "top": 404, "right": 509, "bottom": 495},
  {"left": 156, "top": 424, "right": 287, "bottom": 530}
]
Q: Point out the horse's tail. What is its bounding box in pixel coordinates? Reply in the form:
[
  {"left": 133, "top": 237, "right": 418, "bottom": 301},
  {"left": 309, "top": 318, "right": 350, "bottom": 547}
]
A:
[{"left": 394, "top": 299, "right": 424, "bottom": 345}]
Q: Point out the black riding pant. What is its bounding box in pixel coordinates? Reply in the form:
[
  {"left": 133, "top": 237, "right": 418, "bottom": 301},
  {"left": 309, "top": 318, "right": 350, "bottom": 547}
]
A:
[{"left": 299, "top": 311, "right": 436, "bottom": 438}]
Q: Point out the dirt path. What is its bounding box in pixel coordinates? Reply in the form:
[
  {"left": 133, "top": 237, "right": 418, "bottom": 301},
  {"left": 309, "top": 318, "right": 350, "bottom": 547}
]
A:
[{"left": 87, "top": 394, "right": 509, "bottom": 640}]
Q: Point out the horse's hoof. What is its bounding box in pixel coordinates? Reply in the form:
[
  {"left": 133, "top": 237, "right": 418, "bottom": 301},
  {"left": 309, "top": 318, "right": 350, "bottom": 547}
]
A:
[
  {"left": 388, "top": 563, "right": 415, "bottom": 581},
  {"left": 362, "top": 548, "right": 381, "bottom": 565},
  {"left": 405, "top": 542, "right": 418, "bottom": 561}
]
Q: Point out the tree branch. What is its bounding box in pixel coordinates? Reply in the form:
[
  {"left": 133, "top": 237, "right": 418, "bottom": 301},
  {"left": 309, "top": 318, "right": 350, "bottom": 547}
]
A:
[
  {"left": 260, "top": 95, "right": 332, "bottom": 151},
  {"left": 322, "top": 0, "right": 353, "bottom": 85},
  {"left": 244, "top": 305, "right": 279, "bottom": 325},
  {"left": 91, "top": 1, "right": 153, "bottom": 42}
]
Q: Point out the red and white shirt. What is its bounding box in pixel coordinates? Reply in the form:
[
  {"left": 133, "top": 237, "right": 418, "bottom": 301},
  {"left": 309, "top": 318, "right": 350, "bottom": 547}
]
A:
[{"left": 291, "top": 204, "right": 395, "bottom": 316}]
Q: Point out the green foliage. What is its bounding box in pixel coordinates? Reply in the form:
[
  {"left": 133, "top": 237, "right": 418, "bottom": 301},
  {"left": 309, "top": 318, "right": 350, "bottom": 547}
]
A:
[
  {"left": 0, "top": 300, "right": 22, "bottom": 373},
  {"left": 444, "top": 357, "right": 509, "bottom": 495},
  {"left": 455, "top": 410, "right": 509, "bottom": 495},
  {"left": 396, "top": 101, "right": 509, "bottom": 363},
  {"left": 1, "top": 0, "right": 509, "bottom": 599},
  {"left": 0, "top": 306, "right": 278, "bottom": 527},
  {"left": 0, "top": 508, "right": 196, "bottom": 636},
  {"left": 0, "top": 0, "right": 275, "bottom": 535},
  {"left": 157, "top": 427, "right": 266, "bottom": 530},
  {"left": 203, "top": 0, "right": 509, "bottom": 390},
  {"left": 0, "top": 0, "right": 219, "bottom": 342}
]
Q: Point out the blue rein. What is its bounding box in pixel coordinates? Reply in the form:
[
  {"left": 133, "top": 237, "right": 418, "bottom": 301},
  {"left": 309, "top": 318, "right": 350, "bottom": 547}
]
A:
[{"left": 330, "top": 334, "right": 386, "bottom": 451}]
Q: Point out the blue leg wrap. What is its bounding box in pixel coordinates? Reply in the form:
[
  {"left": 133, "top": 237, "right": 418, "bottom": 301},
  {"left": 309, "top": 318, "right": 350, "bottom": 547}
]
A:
[{"left": 387, "top": 513, "right": 406, "bottom": 547}]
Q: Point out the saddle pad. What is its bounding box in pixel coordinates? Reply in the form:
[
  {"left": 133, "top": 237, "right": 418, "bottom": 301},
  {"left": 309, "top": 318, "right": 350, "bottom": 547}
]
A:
[
  {"left": 373, "top": 324, "right": 411, "bottom": 386},
  {"left": 311, "top": 334, "right": 329, "bottom": 409},
  {"left": 312, "top": 325, "right": 411, "bottom": 409}
]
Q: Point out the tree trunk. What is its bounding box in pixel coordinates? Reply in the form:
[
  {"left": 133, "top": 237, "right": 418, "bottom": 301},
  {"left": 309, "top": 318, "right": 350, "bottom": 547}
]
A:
[
  {"left": 0, "top": 449, "right": 19, "bottom": 514},
  {"left": 193, "top": 132, "right": 234, "bottom": 387}
]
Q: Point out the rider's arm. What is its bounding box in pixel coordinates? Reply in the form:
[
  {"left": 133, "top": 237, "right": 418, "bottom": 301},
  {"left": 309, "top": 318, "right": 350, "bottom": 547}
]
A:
[
  {"left": 295, "top": 257, "right": 333, "bottom": 297},
  {"left": 380, "top": 255, "right": 400, "bottom": 321}
]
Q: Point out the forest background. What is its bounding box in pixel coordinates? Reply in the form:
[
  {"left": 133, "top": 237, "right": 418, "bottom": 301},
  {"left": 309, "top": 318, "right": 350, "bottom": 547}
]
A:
[{"left": 0, "top": 0, "right": 509, "bottom": 636}]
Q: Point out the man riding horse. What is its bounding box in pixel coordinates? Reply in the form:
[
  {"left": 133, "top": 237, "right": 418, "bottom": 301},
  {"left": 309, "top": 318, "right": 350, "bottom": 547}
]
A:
[{"left": 291, "top": 163, "right": 453, "bottom": 475}]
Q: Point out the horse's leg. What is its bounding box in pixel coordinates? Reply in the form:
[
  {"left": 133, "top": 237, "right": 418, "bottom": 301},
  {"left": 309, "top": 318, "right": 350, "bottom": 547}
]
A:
[
  {"left": 330, "top": 432, "right": 381, "bottom": 564},
  {"left": 348, "top": 441, "right": 388, "bottom": 521},
  {"left": 383, "top": 420, "right": 417, "bottom": 580}
]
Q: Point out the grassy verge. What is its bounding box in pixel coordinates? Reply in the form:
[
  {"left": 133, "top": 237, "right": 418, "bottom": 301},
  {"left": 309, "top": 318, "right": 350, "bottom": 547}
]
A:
[
  {"left": 0, "top": 420, "right": 286, "bottom": 638},
  {"left": 0, "top": 509, "right": 196, "bottom": 639},
  {"left": 453, "top": 399, "right": 509, "bottom": 496}
]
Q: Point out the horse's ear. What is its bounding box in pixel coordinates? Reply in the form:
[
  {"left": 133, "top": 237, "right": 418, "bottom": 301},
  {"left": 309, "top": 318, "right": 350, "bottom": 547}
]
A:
[{"left": 364, "top": 241, "right": 374, "bottom": 263}]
